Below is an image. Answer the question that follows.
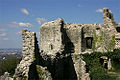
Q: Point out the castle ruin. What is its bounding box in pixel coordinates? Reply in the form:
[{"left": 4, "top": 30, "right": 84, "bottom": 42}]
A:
[
  {"left": 13, "top": 8, "right": 120, "bottom": 80},
  {"left": 40, "top": 8, "right": 120, "bottom": 54}
]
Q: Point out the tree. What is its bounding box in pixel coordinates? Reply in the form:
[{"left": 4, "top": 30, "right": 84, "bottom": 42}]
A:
[{"left": 0, "top": 57, "right": 20, "bottom": 76}]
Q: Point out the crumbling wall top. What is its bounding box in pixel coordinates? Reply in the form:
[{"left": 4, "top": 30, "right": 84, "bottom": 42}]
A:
[
  {"left": 103, "top": 8, "right": 114, "bottom": 20},
  {"left": 40, "top": 18, "right": 65, "bottom": 55},
  {"left": 40, "top": 18, "right": 63, "bottom": 28},
  {"left": 14, "top": 29, "right": 38, "bottom": 78}
]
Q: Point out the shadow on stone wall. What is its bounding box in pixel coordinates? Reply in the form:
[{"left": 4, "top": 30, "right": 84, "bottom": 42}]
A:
[
  {"left": 38, "top": 21, "right": 77, "bottom": 80},
  {"left": 28, "top": 35, "right": 40, "bottom": 80},
  {"left": 28, "top": 63, "right": 39, "bottom": 80},
  {"left": 34, "top": 35, "right": 41, "bottom": 64},
  {"left": 48, "top": 21, "right": 77, "bottom": 80},
  {"left": 52, "top": 54, "right": 77, "bottom": 80},
  {"left": 61, "top": 20, "right": 75, "bottom": 54},
  {"left": 81, "top": 27, "right": 85, "bottom": 52}
]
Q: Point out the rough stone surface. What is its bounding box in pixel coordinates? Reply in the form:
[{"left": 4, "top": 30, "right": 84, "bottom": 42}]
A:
[
  {"left": 0, "top": 72, "right": 13, "bottom": 80},
  {"left": 14, "top": 30, "right": 40, "bottom": 80},
  {"left": 100, "top": 56, "right": 112, "bottom": 70},
  {"left": 36, "top": 65, "right": 52, "bottom": 80},
  {"left": 5, "top": 8, "right": 120, "bottom": 80},
  {"left": 40, "top": 51, "right": 78, "bottom": 80},
  {"left": 40, "top": 18, "right": 64, "bottom": 55},
  {"left": 38, "top": 8, "right": 120, "bottom": 80},
  {"left": 64, "top": 23, "right": 82, "bottom": 54},
  {"left": 40, "top": 18, "right": 90, "bottom": 80},
  {"left": 72, "top": 54, "right": 90, "bottom": 80},
  {"left": 40, "top": 8, "right": 120, "bottom": 53}
]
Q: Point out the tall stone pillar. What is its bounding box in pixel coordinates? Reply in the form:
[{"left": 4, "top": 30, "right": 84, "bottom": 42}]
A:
[{"left": 14, "top": 29, "right": 39, "bottom": 80}]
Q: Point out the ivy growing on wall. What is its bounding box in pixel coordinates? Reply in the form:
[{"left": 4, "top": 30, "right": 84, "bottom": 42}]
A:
[
  {"left": 92, "top": 31, "right": 99, "bottom": 52},
  {"left": 92, "top": 30, "right": 115, "bottom": 52},
  {"left": 105, "top": 34, "right": 115, "bottom": 52}
]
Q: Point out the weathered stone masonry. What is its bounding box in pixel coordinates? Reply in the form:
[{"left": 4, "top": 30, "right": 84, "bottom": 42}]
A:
[
  {"left": 14, "top": 29, "right": 40, "bottom": 80},
  {"left": 13, "top": 8, "right": 120, "bottom": 80},
  {"left": 40, "top": 8, "right": 120, "bottom": 54}
]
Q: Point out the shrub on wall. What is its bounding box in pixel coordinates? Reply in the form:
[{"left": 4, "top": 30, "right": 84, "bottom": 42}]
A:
[
  {"left": 109, "top": 50, "right": 120, "bottom": 72},
  {"left": 82, "top": 51, "right": 119, "bottom": 80}
]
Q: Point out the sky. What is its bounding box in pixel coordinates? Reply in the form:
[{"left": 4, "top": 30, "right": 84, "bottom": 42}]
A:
[{"left": 0, "top": 0, "right": 120, "bottom": 48}]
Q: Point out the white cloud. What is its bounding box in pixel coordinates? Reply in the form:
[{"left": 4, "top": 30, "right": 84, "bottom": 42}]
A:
[
  {"left": 3, "top": 38, "right": 9, "bottom": 40},
  {"left": 21, "top": 8, "right": 29, "bottom": 15},
  {"left": 0, "top": 33, "right": 7, "bottom": 37},
  {"left": 18, "top": 22, "right": 33, "bottom": 27},
  {"left": 7, "top": 22, "right": 19, "bottom": 28},
  {"left": 0, "top": 28, "right": 6, "bottom": 32},
  {"left": 96, "top": 9, "right": 103, "bottom": 13},
  {"left": 36, "top": 18, "right": 47, "bottom": 25},
  {"left": 7, "top": 22, "right": 33, "bottom": 28}
]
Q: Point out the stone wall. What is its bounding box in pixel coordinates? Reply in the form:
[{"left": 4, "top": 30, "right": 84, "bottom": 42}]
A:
[
  {"left": 9, "top": 8, "right": 120, "bottom": 80},
  {"left": 72, "top": 54, "right": 90, "bottom": 80},
  {"left": 115, "top": 33, "right": 120, "bottom": 49},
  {"left": 40, "top": 19, "right": 90, "bottom": 80},
  {"left": 39, "top": 47, "right": 90, "bottom": 80},
  {"left": 102, "top": 8, "right": 120, "bottom": 51},
  {"left": 0, "top": 72, "right": 13, "bottom": 80},
  {"left": 115, "top": 24, "right": 120, "bottom": 49},
  {"left": 40, "top": 8, "right": 120, "bottom": 54},
  {"left": 38, "top": 8, "right": 120, "bottom": 80},
  {"left": 40, "top": 18, "right": 64, "bottom": 55},
  {"left": 14, "top": 29, "right": 39, "bottom": 80},
  {"left": 64, "top": 23, "right": 82, "bottom": 54}
]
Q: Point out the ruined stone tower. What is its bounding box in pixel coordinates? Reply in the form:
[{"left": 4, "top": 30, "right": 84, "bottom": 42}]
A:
[
  {"left": 40, "top": 19, "right": 64, "bottom": 54},
  {"left": 13, "top": 8, "right": 120, "bottom": 80}
]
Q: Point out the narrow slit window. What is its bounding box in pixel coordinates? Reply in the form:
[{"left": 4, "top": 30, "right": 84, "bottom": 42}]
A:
[{"left": 50, "top": 44, "right": 53, "bottom": 50}]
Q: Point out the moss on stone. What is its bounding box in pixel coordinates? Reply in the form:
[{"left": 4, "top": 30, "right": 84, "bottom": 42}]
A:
[
  {"left": 36, "top": 65, "right": 44, "bottom": 79},
  {"left": 36, "top": 65, "right": 52, "bottom": 80},
  {"left": 92, "top": 31, "right": 115, "bottom": 52},
  {"left": 73, "top": 54, "right": 80, "bottom": 60}
]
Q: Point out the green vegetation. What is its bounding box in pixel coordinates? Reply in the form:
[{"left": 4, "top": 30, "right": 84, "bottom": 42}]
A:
[
  {"left": 36, "top": 65, "right": 44, "bottom": 79},
  {"left": 82, "top": 50, "right": 120, "bottom": 80},
  {"left": 107, "top": 35, "right": 115, "bottom": 52},
  {"left": 109, "top": 49, "right": 120, "bottom": 72},
  {"left": 92, "top": 31, "right": 115, "bottom": 52},
  {"left": 92, "top": 31, "right": 99, "bottom": 51},
  {"left": 0, "top": 57, "right": 20, "bottom": 76},
  {"left": 36, "top": 65, "right": 52, "bottom": 80},
  {"left": 73, "top": 54, "right": 80, "bottom": 60}
]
